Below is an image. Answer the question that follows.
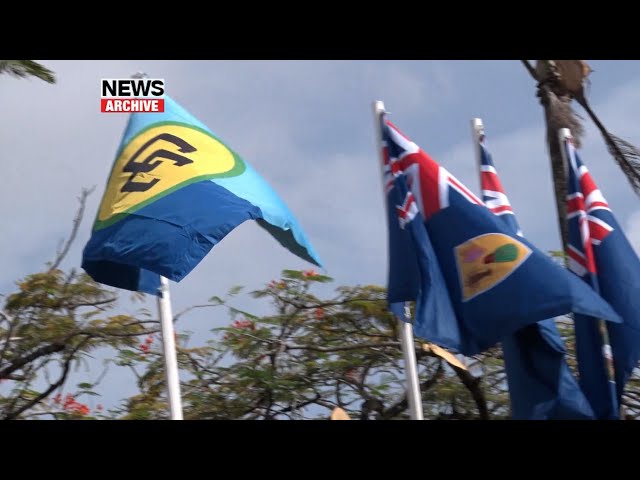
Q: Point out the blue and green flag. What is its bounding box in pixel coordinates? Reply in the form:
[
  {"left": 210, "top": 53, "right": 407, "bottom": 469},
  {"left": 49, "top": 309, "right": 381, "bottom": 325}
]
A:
[{"left": 82, "top": 95, "right": 322, "bottom": 294}]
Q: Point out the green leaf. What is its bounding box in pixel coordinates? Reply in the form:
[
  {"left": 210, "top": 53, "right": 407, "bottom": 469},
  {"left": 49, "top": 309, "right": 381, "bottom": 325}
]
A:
[
  {"left": 79, "top": 391, "right": 100, "bottom": 397},
  {"left": 282, "top": 269, "right": 303, "bottom": 279},
  {"left": 250, "top": 290, "right": 270, "bottom": 299},
  {"left": 20, "top": 389, "right": 40, "bottom": 400},
  {"left": 228, "top": 307, "right": 259, "bottom": 320},
  {"left": 77, "top": 382, "right": 93, "bottom": 389},
  {"left": 228, "top": 285, "right": 244, "bottom": 296}
]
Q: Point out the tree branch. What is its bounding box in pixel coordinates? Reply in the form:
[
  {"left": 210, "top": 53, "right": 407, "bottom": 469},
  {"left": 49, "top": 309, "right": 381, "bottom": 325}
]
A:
[
  {"left": 174, "top": 304, "right": 220, "bottom": 323},
  {"left": 0, "top": 342, "right": 65, "bottom": 379},
  {"left": 275, "top": 393, "right": 322, "bottom": 417},
  {"left": 0, "top": 309, "right": 18, "bottom": 366},
  {"left": 285, "top": 341, "right": 400, "bottom": 353},
  {"left": 520, "top": 60, "right": 538, "bottom": 81},
  {"left": 65, "top": 297, "right": 117, "bottom": 309},
  {"left": 451, "top": 365, "right": 489, "bottom": 420},
  {"left": 381, "top": 360, "right": 445, "bottom": 419},
  {"left": 0, "top": 309, "right": 12, "bottom": 325},
  {"left": 3, "top": 337, "right": 90, "bottom": 420},
  {"left": 274, "top": 295, "right": 378, "bottom": 312},
  {"left": 49, "top": 187, "right": 95, "bottom": 271}
]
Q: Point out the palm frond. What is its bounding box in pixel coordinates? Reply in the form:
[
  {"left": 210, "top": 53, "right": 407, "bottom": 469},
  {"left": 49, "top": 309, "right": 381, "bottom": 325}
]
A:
[
  {"left": 603, "top": 133, "right": 640, "bottom": 195},
  {"left": 0, "top": 60, "right": 55, "bottom": 84},
  {"left": 574, "top": 94, "right": 640, "bottom": 195}
]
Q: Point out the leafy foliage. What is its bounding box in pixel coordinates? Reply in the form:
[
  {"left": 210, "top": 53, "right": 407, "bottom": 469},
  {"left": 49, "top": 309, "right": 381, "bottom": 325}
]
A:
[
  {"left": 0, "top": 60, "right": 55, "bottom": 84},
  {"left": 119, "top": 269, "right": 510, "bottom": 420}
]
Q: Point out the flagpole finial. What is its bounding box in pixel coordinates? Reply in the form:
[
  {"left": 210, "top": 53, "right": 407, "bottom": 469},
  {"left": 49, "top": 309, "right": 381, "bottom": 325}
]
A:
[
  {"left": 471, "top": 118, "right": 485, "bottom": 138},
  {"left": 559, "top": 127, "right": 572, "bottom": 141},
  {"left": 373, "top": 100, "right": 387, "bottom": 116}
]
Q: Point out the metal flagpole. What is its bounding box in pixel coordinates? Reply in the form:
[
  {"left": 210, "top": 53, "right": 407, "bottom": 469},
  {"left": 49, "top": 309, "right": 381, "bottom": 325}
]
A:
[
  {"left": 399, "top": 305, "right": 425, "bottom": 420},
  {"left": 157, "top": 276, "right": 184, "bottom": 420},
  {"left": 372, "top": 100, "right": 424, "bottom": 420},
  {"left": 129, "top": 71, "right": 183, "bottom": 420},
  {"left": 470, "top": 118, "right": 485, "bottom": 193}
]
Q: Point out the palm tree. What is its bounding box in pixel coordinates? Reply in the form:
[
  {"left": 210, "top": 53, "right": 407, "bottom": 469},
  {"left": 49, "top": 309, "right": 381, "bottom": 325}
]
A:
[
  {"left": 521, "top": 60, "right": 640, "bottom": 249},
  {"left": 0, "top": 60, "right": 55, "bottom": 84}
]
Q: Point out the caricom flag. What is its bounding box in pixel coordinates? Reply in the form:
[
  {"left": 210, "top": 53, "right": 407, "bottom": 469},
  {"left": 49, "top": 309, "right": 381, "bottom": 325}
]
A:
[{"left": 82, "top": 95, "right": 322, "bottom": 294}]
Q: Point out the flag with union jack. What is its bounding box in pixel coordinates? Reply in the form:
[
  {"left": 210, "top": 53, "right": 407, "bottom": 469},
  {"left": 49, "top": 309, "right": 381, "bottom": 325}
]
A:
[
  {"left": 564, "top": 134, "right": 640, "bottom": 418},
  {"left": 478, "top": 136, "right": 522, "bottom": 236},
  {"left": 476, "top": 128, "right": 594, "bottom": 419},
  {"left": 380, "top": 111, "right": 621, "bottom": 356}
]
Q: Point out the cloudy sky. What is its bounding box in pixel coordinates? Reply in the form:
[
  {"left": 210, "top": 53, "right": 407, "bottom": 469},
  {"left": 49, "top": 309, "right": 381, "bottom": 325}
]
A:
[{"left": 3, "top": 60, "right": 640, "bottom": 410}]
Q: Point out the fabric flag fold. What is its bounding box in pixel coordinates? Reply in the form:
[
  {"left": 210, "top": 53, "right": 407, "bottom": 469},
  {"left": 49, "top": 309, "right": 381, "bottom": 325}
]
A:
[
  {"left": 82, "top": 95, "right": 322, "bottom": 295},
  {"left": 381, "top": 113, "right": 621, "bottom": 357},
  {"left": 563, "top": 135, "right": 640, "bottom": 419},
  {"left": 477, "top": 130, "right": 593, "bottom": 419}
]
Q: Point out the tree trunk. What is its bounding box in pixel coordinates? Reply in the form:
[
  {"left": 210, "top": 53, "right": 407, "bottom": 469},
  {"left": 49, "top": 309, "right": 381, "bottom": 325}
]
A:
[
  {"left": 541, "top": 88, "right": 571, "bottom": 251},
  {"left": 532, "top": 60, "right": 585, "bottom": 252}
]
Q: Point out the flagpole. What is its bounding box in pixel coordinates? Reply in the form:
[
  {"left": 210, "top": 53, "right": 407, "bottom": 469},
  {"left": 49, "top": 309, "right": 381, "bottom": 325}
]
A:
[
  {"left": 399, "top": 306, "right": 425, "bottom": 420},
  {"left": 372, "top": 100, "right": 424, "bottom": 420},
  {"left": 470, "top": 118, "right": 484, "bottom": 192},
  {"left": 157, "top": 275, "right": 184, "bottom": 420},
  {"left": 557, "top": 128, "right": 618, "bottom": 391},
  {"left": 128, "top": 70, "right": 183, "bottom": 420}
]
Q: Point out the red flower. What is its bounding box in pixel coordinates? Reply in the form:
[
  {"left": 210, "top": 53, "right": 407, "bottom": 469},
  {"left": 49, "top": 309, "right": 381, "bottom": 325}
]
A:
[
  {"left": 145, "top": 335, "right": 154, "bottom": 345},
  {"left": 232, "top": 319, "right": 255, "bottom": 330},
  {"left": 63, "top": 397, "right": 79, "bottom": 411},
  {"left": 96, "top": 404, "right": 103, "bottom": 411},
  {"left": 303, "top": 270, "right": 319, "bottom": 278},
  {"left": 314, "top": 308, "right": 325, "bottom": 319},
  {"left": 140, "top": 344, "right": 150, "bottom": 354}
]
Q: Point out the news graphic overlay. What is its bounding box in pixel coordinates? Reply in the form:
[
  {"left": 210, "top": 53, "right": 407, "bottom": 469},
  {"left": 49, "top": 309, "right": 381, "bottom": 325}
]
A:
[{"left": 101, "top": 78, "right": 165, "bottom": 113}]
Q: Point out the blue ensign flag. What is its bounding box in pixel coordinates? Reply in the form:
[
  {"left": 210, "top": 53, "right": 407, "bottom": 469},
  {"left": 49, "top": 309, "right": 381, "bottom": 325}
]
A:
[
  {"left": 563, "top": 135, "right": 640, "bottom": 419},
  {"left": 380, "top": 114, "right": 621, "bottom": 357},
  {"left": 476, "top": 129, "right": 593, "bottom": 419}
]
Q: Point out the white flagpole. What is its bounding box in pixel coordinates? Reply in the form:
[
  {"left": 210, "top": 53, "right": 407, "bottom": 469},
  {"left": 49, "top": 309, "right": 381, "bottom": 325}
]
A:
[
  {"left": 372, "top": 100, "right": 424, "bottom": 420},
  {"left": 157, "top": 276, "right": 184, "bottom": 420},
  {"left": 399, "top": 306, "right": 425, "bottom": 420},
  {"left": 129, "top": 71, "right": 183, "bottom": 420},
  {"left": 470, "top": 118, "right": 485, "bottom": 193}
]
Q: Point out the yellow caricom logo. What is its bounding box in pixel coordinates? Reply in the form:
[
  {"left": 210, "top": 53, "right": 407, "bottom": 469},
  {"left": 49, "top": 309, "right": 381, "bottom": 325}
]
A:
[
  {"left": 96, "top": 122, "right": 245, "bottom": 229},
  {"left": 455, "top": 233, "right": 532, "bottom": 302}
]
